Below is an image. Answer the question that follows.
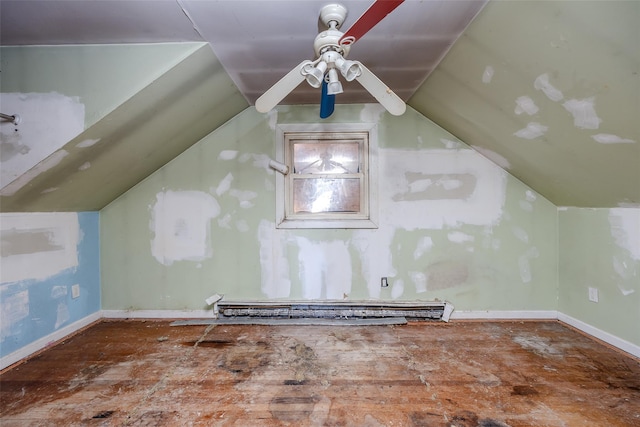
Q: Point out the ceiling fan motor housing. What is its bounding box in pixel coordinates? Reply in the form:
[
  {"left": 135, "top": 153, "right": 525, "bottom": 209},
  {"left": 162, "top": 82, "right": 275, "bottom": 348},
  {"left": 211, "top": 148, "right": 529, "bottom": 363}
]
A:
[{"left": 315, "top": 4, "right": 351, "bottom": 58}]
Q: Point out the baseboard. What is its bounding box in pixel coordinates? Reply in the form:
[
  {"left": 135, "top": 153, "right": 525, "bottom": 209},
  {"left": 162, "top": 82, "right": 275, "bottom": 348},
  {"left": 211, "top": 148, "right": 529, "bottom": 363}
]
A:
[
  {"left": 3, "top": 309, "right": 637, "bottom": 370},
  {"left": 102, "top": 309, "right": 214, "bottom": 319},
  {"left": 449, "top": 310, "right": 558, "bottom": 320},
  {"left": 557, "top": 312, "right": 640, "bottom": 358},
  {"left": 1, "top": 311, "right": 102, "bottom": 371}
]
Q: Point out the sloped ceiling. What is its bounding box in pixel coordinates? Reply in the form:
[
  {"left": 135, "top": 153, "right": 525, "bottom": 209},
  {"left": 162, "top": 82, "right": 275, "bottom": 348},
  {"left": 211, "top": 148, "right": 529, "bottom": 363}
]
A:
[
  {"left": 410, "top": 0, "right": 639, "bottom": 208},
  {"left": 0, "top": 0, "right": 638, "bottom": 212}
]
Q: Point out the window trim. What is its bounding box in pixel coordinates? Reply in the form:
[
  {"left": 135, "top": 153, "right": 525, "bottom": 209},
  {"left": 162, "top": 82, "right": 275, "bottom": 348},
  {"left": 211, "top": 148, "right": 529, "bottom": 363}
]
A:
[{"left": 275, "top": 123, "right": 378, "bottom": 229}]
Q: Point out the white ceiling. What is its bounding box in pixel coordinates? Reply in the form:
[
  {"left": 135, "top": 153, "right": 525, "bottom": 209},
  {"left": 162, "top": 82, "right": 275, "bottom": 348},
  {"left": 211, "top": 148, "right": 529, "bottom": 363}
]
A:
[{"left": 1, "top": 0, "right": 487, "bottom": 106}]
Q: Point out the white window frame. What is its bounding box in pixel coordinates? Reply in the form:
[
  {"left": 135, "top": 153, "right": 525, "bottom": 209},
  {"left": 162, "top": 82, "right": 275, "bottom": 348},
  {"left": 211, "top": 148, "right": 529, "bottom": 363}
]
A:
[{"left": 275, "top": 123, "right": 378, "bottom": 229}]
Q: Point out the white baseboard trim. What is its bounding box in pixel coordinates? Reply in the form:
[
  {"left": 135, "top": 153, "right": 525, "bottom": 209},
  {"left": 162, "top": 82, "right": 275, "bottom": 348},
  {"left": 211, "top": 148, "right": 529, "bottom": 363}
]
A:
[
  {"left": 449, "top": 310, "right": 558, "bottom": 320},
  {"left": 102, "top": 309, "right": 214, "bottom": 319},
  {"left": 557, "top": 312, "right": 640, "bottom": 358},
  {"left": 3, "top": 309, "right": 637, "bottom": 370},
  {"left": 1, "top": 311, "right": 102, "bottom": 371}
]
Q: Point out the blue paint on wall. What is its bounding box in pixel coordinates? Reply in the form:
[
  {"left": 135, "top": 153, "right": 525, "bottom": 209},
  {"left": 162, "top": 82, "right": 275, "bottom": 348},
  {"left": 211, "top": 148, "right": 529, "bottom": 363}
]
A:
[{"left": 0, "top": 212, "right": 100, "bottom": 359}]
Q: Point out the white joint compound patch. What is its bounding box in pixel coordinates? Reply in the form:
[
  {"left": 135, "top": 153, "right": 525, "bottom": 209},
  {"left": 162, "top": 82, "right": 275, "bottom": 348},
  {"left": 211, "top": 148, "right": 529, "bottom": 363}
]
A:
[
  {"left": 471, "top": 146, "right": 511, "bottom": 170},
  {"left": 514, "top": 96, "right": 539, "bottom": 116},
  {"left": 391, "top": 279, "right": 404, "bottom": 299},
  {"left": 608, "top": 209, "right": 640, "bottom": 260},
  {"left": 409, "top": 271, "right": 428, "bottom": 293},
  {"left": 514, "top": 122, "right": 548, "bottom": 140},
  {"left": 0, "top": 290, "right": 29, "bottom": 340},
  {"left": 534, "top": 73, "right": 564, "bottom": 102},
  {"left": 592, "top": 134, "right": 636, "bottom": 144},
  {"left": 76, "top": 138, "right": 100, "bottom": 148},
  {"left": 78, "top": 162, "right": 91, "bottom": 171},
  {"left": 381, "top": 149, "right": 506, "bottom": 230},
  {"left": 0, "top": 150, "right": 69, "bottom": 197},
  {"left": 229, "top": 189, "right": 258, "bottom": 209},
  {"left": 258, "top": 220, "right": 291, "bottom": 298},
  {"left": 413, "top": 236, "right": 434, "bottom": 260},
  {"left": 150, "top": 190, "right": 220, "bottom": 266},
  {"left": 562, "top": 98, "right": 601, "bottom": 129},
  {"left": 296, "top": 237, "right": 352, "bottom": 300},
  {"left": 218, "top": 150, "right": 239, "bottom": 160},
  {"left": 215, "top": 173, "right": 234, "bottom": 196},
  {"left": 518, "top": 247, "right": 540, "bottom": 283},
  {"left": 0, "top": 92, "right": 84, "bottom": 189},
  {"left": 441, "top": 139, "right": 464, "bottom": 149},
  {"left": 448, "top": 231, "right": 475, "bottom": 244},
  {"left": 0, "top": 212, "right": 80, "bottom": 284}
]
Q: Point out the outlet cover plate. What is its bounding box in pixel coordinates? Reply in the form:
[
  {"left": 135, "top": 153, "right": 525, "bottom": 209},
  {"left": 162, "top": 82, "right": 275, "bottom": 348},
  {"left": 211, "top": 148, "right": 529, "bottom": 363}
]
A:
[{"left": 588, "top": 287, "right": 599, "bottom": 303}]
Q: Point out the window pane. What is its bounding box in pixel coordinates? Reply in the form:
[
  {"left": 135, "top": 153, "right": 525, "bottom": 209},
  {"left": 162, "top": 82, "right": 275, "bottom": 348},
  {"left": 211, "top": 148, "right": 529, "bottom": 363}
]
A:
[
  {"left": 293, "top": 142, "right": 359, "bottom": 174},
  {"left": 292, "top": 178, "right": 360, "bottom": 213}
]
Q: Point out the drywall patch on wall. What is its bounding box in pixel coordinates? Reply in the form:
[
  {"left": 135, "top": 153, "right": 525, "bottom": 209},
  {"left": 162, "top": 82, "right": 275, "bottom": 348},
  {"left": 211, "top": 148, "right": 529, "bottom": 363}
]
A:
[
  {"left": 76, "top": 138, "right": 100, "bottom": 148},
  {"left": 0, "top": 92, "right": 84, "bottom": 189},
  {"left": 381, "top": 149, "right": 507, "bottom": 230},
  {"left": 215, "top": 173, "right": 234, "bottom": 196},
  {"left": 229, "top": 189, "right": 258, "bottom": 209},
  {"left": 563, "top": 98, "right": 601, "bottom": 129},
  {"left": 150, "top": 190, "right": 220, "bottom": 266},
  {"left": 427, "top": 260, "right": 469, "bottom": 290},
  {"left": 359, "top": 104, "right": 386, "bottom": 122},
  {"left": 0, "top": 150, "right": 69, "bottom": 197},
  {"left": 1, "top": 212, "right": 100, "bottom": 361},
  {"left": 592, "top": 134, "right": 636, "bottom": 144},
  {"left": 0, "top": 290, "right": 29, "bottom": 342},
  {"left": 258, "top": 220, "right": 291, "bottom": 299},
  {"left": 78, "top": 162, "right": 91, "bottom": 171},
  {"left": 518, "top": 247, "right": 540, "bottom": 283},
  {"left": 514, "top": 96, "right": 539, "bottom": 116},
  {"left": 218, "top": 150, "right": 239, "bottom": 160},
  {"left": 296, "top": 237, "right": 352, "bottom": 300},
  {"left": 534, "top": 73, "right": 564, "bottom": 102},
  {"left": 413, "top": 236, "right": 434, "bottom": 260},
  {"left": 391, "top": 279, "right": 404, "bottom": 299},
  {"left": 471, "top": 145, "right": 511, "bottom": 170},
  {"left": 0, "top": 213, "right": 80, "bottom": 283},
  {"left": 514, "top": 122, "right": 548, "bottom": 140},
  {"left": 352, "top": 228, "right": 396, "bottom": 299},
  {"left": 409, "top": 271, "right": 428, "bottom": 293},
  {"left": 441, "top": 139, "right": 464, "bottom": 149},
  {"left": 609, "top": 209, "right": 640, "bottom": 260},
  {"left": 448, "top": 231, "right": 475, "bottom": 244}
]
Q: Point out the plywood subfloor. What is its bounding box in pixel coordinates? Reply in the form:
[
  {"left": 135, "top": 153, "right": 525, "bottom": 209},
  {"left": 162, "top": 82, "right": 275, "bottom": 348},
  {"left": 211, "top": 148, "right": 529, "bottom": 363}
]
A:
[{"left": 1, "top": 320, "right": 639, "bottom": 426}]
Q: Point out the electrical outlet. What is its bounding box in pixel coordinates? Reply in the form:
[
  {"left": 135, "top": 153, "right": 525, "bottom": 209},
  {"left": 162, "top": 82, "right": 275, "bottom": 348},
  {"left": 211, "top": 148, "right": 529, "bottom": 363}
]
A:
[
  {"left": 381, "top": 277, "right": 389, "bottom": 287},
  {"left": 588, "top": 287, "right": 599, "bottom": 303},
  {"left": 72, "top": 284, "right": 80, "bottom": 299}
]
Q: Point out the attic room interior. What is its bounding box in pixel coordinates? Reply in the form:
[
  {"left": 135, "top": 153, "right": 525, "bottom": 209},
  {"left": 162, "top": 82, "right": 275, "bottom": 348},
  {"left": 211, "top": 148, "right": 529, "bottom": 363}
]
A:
[{"left": 0, "top": 0, "right": 639, "bottom": 425}]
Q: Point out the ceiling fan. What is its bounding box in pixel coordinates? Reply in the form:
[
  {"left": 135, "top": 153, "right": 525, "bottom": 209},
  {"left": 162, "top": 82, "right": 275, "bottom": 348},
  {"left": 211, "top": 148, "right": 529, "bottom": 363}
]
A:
[{"left": 255, "top": 1, "right": 407, "bottom": 118}]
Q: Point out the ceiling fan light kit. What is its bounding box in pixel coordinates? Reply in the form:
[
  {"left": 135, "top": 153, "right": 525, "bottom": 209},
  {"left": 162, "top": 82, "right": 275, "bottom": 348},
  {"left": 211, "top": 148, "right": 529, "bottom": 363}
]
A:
[{"left": 255, "top": 1, "right": 406, "bottom": 118}]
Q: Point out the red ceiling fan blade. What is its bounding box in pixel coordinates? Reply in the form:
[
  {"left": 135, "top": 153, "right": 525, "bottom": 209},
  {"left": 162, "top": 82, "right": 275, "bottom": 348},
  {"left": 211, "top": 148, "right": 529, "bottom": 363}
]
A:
[{"left": 339, "top": 0, "right": 404, "bottom": 46}]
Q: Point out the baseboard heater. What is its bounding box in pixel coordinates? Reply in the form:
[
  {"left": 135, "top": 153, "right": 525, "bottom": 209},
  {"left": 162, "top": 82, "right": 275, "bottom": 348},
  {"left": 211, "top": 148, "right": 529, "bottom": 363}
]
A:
[{"left": 213, "top": 300, "right": 454, "bottom": 322}]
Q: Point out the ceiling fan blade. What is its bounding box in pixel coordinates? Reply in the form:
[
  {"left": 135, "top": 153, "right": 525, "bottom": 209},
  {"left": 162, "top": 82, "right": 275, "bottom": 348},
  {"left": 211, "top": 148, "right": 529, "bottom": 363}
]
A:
[
  {"left": 354, "top": 61, "right": 406, "bottom": 116},
  {"left": 339, "top": 0, "right": 404, "bottom": 46},
  {"left": 320, "top": 79, "right": 335, "bottom": 119},
  {"left": 255, "top": 60, "right": 309, "bottom": 113}
]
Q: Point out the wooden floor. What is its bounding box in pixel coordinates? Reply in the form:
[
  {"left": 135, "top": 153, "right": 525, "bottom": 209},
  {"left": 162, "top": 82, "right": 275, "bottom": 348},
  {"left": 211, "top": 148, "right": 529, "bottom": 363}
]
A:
[{"left": 1, "top": 320, "right": 639, "bottom": 426}]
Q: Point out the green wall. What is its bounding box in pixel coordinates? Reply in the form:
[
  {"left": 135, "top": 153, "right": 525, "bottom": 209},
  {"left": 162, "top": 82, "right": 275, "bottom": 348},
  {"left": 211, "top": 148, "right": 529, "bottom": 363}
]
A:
[
  {"left": 559, "top": 208, "right": 640, "bottom": 346},
  {"left": 1, "top": 43, "right": 205, "bottom": 128},
  {"left": 100, "top": 105, "right": 558, "bottom": 313}
]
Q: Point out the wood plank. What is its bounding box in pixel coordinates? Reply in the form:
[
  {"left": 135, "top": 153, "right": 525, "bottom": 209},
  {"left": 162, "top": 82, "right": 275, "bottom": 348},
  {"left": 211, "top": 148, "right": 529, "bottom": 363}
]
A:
[{"left": 1, "top": 320, "right": 638, "bottom": 426}]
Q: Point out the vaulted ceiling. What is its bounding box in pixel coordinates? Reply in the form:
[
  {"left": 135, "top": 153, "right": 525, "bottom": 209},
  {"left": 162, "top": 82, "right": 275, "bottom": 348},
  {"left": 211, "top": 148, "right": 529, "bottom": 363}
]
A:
[{"left": 1, "top": 0, "right": 638, "bottom": 211}]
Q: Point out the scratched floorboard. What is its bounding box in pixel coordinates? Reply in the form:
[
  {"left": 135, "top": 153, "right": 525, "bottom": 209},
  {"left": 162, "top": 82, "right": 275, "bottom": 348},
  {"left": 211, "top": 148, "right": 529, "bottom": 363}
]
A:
[{"left": 1, "top": 320, "right": 638, "bottom": 426}]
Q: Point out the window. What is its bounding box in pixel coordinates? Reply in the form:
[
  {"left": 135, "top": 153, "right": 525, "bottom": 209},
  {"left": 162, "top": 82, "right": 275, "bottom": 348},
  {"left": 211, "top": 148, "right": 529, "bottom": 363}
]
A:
[{"left": 275, "top": 123, "right": 378, "bottom": 229}]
